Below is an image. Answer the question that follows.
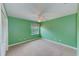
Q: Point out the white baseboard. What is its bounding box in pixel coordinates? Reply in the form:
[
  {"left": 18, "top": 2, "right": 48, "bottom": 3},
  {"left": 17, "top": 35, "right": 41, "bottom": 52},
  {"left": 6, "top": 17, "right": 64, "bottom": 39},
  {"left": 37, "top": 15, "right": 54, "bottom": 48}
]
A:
[
  {"left": 8, "top": 38, "right": 77, "bottom": 50},
  {"left": 9, "top": 38, "right": 39, "bottom": 47},
  {"left": 44, "top": 39, "right": 77, "bottom": 50}
]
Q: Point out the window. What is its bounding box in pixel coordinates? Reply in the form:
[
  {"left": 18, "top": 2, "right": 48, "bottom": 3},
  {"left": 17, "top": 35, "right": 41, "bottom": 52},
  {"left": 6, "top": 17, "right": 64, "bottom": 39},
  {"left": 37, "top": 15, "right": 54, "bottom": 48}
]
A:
[{"left": 31, "top": 23, "right": 40, "bottom": 35}]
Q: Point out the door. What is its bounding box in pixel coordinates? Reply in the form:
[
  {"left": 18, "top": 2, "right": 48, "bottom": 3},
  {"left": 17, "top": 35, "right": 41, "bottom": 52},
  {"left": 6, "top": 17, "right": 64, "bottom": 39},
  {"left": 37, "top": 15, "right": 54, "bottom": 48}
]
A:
[{"left": 0, "top": 4, "right": 8, "bottom": 56}]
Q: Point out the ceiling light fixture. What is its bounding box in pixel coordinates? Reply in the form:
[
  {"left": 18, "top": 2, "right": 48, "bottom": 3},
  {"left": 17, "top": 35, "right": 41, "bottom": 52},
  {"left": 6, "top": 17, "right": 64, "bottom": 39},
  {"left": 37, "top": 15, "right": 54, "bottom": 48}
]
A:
[{"left": 37, "top": 16, "right": 45, "bottom": 22}]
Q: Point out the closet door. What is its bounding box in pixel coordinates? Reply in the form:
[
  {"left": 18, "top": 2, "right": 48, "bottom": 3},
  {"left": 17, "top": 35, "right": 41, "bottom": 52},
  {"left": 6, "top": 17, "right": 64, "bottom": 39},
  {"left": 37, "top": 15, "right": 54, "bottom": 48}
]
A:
[{"left": 0, "top": 4, "right": 8, "bottom": 56}]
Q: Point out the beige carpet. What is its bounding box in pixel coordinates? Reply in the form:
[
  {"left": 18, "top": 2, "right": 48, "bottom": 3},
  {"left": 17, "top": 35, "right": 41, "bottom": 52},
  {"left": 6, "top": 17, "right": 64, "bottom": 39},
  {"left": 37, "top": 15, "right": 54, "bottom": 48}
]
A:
[{"left": 6, "top": 39, "right": 77, "bottom": 56}]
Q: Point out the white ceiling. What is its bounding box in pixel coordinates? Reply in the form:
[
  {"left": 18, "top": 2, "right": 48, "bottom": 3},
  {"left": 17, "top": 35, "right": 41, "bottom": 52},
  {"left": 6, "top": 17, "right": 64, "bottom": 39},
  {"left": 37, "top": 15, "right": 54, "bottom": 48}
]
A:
[{"left": 4, "top": 3, "right": 77, "bottom": 22}]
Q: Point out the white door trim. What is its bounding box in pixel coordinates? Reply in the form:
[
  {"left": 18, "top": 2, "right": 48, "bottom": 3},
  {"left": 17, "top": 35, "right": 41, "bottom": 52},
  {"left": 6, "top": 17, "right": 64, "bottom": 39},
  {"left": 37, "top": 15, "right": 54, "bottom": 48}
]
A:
[{"left": 0, "top": 4, "right": 8, "bottom": 56}]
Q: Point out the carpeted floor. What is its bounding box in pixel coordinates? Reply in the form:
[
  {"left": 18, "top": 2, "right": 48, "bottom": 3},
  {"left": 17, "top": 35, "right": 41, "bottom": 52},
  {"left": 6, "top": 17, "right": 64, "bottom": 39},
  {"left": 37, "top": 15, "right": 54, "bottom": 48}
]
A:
[{"left": 6, "top": 39, "right": 77, "bottom": 56}]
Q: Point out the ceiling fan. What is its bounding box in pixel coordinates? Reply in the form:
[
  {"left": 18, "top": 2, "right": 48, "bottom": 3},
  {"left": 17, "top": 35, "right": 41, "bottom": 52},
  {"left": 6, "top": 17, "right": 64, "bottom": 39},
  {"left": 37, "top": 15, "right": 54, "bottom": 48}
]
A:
[
  {"left": 36, "top": 9, "right": 46, "bottom": 22},
  {"left": 34, "top": 4, "right": 49, "bottom": 22},
  {"left": 37, "top": 15, "right": 45, "bottom": 22}
]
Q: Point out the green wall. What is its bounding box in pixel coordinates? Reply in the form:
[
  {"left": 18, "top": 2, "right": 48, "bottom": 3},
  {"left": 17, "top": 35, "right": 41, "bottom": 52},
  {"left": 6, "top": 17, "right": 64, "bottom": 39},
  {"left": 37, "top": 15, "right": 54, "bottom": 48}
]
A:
[
  {"left": 8, "top": 14, "right": 77, "bottom": 47},
  {"left": 41, "top": 14, "right": 77, "bottom": 47},
  {"left": 8, "top": 16, "right": 40, "bottom": 45}
]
